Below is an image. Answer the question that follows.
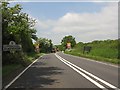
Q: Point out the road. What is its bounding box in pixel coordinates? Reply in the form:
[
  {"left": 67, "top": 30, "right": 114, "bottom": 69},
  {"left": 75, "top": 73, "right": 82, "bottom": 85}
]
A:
[{"left": 4, "top": 52, "right": 119, "bottom": 90}]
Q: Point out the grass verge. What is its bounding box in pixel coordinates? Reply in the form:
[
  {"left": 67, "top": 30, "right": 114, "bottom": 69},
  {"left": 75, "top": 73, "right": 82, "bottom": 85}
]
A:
[
  {"left": 2, "top": 64, "right": 23, "bottom": 77},
  {"left": 26, "top": 52, "right": 44, "bottom": 62},
  {"left": 3, "top": 52, "right": 44, "bottom": 77},
  {"left": 65, "top": 51, "right": 120, "bottom": 65}
]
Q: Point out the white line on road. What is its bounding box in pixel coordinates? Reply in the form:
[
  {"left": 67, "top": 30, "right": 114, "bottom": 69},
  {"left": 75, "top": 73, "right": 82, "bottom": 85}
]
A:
[
  {"left": 55, "top": 53, "right": 119, "bottom": 90},
  {"left": 55, "top": 53, "right": 107, "bottom": 90},
  {"left": 63, "top": 53, "right": 119, "bottom": 68},
  {"left": 3, "top": 55, "right": 44, "bottom": 90}
]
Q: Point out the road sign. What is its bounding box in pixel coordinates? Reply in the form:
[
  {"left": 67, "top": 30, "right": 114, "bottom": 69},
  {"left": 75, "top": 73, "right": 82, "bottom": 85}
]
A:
[
  {"left": 67, "top": 43, "right": 71, "bottom": 49},
  {"left": 3, "top": 41, "right": 22, "bottom": 52},
  {"left": 35, "top": 43, "right": 40, "bottom": 53}
]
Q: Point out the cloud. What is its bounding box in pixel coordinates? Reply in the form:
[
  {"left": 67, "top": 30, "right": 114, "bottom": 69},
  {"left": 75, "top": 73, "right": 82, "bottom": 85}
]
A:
[
  {"left": 34, "top": 2, "right": 118, "bottom": 44},
  {"left": 35, "top": 19, "right": 56, "bottom": 30},
  {"left": 53, "top": 3, "right": 117, "bottom": 32}
]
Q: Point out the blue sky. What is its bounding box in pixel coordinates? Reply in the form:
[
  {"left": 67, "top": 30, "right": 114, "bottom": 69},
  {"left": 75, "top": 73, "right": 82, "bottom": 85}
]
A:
[
  {"left": 10, "top": 1, "right": 118, "bottom": 44},
  {"left": 11, "top": 2, "right": 106, "bottom": 20}
]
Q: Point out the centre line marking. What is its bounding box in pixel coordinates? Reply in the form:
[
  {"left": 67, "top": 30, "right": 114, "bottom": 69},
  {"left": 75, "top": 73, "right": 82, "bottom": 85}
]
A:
[
  {"left": 55, "top": 53, "right": 106, "bottom": 89},
  {"left": 55, "top": 53, "right": 119, "bottom": 90}
]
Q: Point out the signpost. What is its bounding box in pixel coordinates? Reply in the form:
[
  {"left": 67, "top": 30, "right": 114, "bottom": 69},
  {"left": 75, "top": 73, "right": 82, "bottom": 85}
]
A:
[
  {"left": 83, "top": 46, "right": 92, "bottom": 54},
  {"left": 35, "top": 43, "right": 40, "bottom": 53},
  {"left": 3, "top": 41, "right": 22, "bottom": 53},
  {"left": 67, "top": 42, "right": 71, "bottom": 49}
]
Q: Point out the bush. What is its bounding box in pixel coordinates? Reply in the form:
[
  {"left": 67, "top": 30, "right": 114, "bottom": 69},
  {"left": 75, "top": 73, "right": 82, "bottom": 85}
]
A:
[
  {"left": 3, "top": 52, "right": 30, "bottom": 67},
  {"left": 65, "top": 39, "right": 119, "bottom": 64}
]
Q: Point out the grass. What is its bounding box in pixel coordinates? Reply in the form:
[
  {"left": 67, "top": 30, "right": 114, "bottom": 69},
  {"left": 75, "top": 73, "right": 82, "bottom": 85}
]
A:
[
  {"left": 65, "top": 39, "right": 120, "bottom": 64},
  {"left": 26, "top": 52, "right": 44, "bottom": 62},
  {"left": 2, "top": 64, "right": 23, "bottom": 77},
  {"left": 3, "top": 52, "right": 44, "bottom": 77},
  {"left": 65, "top": 51, "right": 119, "bottom": 64}
]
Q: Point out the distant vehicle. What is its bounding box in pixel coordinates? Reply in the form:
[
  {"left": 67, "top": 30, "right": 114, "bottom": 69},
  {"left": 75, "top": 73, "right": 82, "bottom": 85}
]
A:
[
  {"left": 52, "top": 48, "right": 56, "bottom": 53},
  {"left": 62, "top": 51, "right": 64, "bottom": 53},
  {"left": 56, "top": 48, "right": 59, "bottom": 52},
  {"left": 51, "top": 47, "right": 59, "bottom": 53}
]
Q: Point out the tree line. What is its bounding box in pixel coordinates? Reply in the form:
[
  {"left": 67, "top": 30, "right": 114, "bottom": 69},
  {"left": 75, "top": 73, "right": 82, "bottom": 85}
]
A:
[
  {"left": 34, "top": 38, "right": 53, "bottom": 53},
  {"left": 2, "top": 2, "right": 53, "bottom": 66}
]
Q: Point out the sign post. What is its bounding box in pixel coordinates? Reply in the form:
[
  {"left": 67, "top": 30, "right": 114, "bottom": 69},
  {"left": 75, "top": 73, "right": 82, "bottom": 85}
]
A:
[
  {"left": 3, "top": 41, "right": 22, "bottom": 53},
  {"left": 35, "top": 43, "right": 40, "bottom": 53},
  {"left": 67, "top": 42, "right": 71, "bottom": 49}
]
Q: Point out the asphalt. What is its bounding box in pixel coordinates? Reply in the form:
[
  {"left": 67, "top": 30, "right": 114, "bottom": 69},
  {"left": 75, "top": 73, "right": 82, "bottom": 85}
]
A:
[
  {"left": 57, "top": 52, "right": 119, "bottom": 88},
  {"left": 4, "top": 52, "right": 119, "bottom": 90}
]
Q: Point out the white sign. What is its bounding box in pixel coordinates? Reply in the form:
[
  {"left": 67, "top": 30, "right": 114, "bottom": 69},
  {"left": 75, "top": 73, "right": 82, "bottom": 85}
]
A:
[{"left": 3, "top": 41, "right": 22, "bottom": 51}]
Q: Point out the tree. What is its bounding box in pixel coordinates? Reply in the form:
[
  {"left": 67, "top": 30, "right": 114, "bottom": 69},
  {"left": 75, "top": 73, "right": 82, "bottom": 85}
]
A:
[
  {"left": 61, "top": 35, "right": 76, "bottom": 49},
  {"left": 55, "top": 45, "right": 64, "bottom": 51},
  {"left": 2, "top": 2, "right": 38, "bottom": 65},
  {"left": 36, "top": 38, "right": 53, "bottom": 53},
  {"left": 2, "top": 2, "right": 37, "bottom": 52}
]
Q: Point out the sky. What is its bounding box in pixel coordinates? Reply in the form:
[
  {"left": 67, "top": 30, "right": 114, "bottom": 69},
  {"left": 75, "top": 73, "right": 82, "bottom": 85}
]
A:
[{"left": 10, "top": 1, "right": 118, "bottom": 45}]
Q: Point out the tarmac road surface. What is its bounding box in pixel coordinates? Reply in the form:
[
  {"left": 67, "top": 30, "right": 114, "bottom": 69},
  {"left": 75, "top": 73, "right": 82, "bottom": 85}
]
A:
[{"left": 4, "top": 52, "right": 119, "bottom": 90}]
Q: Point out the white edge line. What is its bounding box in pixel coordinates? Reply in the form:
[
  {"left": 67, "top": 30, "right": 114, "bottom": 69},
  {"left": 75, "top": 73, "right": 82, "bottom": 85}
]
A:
[
  {"left": 60, "top": 55, "right": 118, "bottom": 89},
  {"left": 55, "top": 53, "right": 107, "bottom": 89},
  {"left": 56, "top": 53, "right": 119, "bottom": 89},
  {"left": 3, "top": 55, "right": 44, "bottom": 90},
  {"left": 63, "top": 52, "right": 119, "bottom": 68}
]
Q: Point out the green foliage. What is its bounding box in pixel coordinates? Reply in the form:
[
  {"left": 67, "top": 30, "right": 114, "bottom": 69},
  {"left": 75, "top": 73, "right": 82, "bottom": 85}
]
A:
[
  {"left": 61, "top": 35, "right": 76, "bottom": 49},
  {"left": 2, "top": 2, "right": 37, "bottom": 51},
  {"left": 65, "top": 39, "right": 119, "bottom": 64},
  {"left": 3, "top": 64, "right": 22, "bottom": 77},
  {"left": 36, "top": 38, "right": 53, "bottom": 53},
  {"left": 26, "top": 52, "right": 44, "bottom": 61},
  {"left": 3, "top": 52, "right": 43, "bottom": 77},
  {"left": 55, "top": 45, "right": 65, "bottom": 51},
  {"left": 86, "top": 40, "right": 118, "bottom": 59},
  {"left": 2, "top": 2, "right": 38, "bottom": 65},
  {"left": 2, "top": 52, "right": 30, "bottom": 66}
]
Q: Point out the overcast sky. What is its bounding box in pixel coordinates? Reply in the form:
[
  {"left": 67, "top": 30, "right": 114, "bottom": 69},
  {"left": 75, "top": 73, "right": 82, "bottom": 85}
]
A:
[{"left": 10, "top": 1, "right": 118, "bottom": 45}]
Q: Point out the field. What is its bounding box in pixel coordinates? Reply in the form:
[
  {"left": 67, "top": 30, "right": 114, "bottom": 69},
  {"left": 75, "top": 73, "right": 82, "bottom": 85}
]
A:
[{"left": 65, "top": 39, "right": 120, "bottom": 64}]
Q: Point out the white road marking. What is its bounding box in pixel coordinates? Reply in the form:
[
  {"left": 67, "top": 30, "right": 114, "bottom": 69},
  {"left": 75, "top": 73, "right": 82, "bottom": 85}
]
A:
[
  {"left": 63, "top": 53, "right": 119, "bottom": 68},
  {"left": 55, "top": 53, "right": 107, "bottom": 89},
  {"left": 55, "top": 53, "right": 119, "bottom": 90},
  {"left": 3, "top": 55, "right": 44, "bottom": 90}
]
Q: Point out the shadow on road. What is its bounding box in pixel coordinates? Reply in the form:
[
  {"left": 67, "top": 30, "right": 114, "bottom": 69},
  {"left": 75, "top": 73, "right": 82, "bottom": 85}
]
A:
[{"left": 7, "top": 61, "right": 64, "bottom": 89}]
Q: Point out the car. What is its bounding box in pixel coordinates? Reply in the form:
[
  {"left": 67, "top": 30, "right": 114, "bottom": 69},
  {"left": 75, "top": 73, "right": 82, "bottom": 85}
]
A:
[{"left": 52, "top": 48, "right": 56, "bottom": 53}]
